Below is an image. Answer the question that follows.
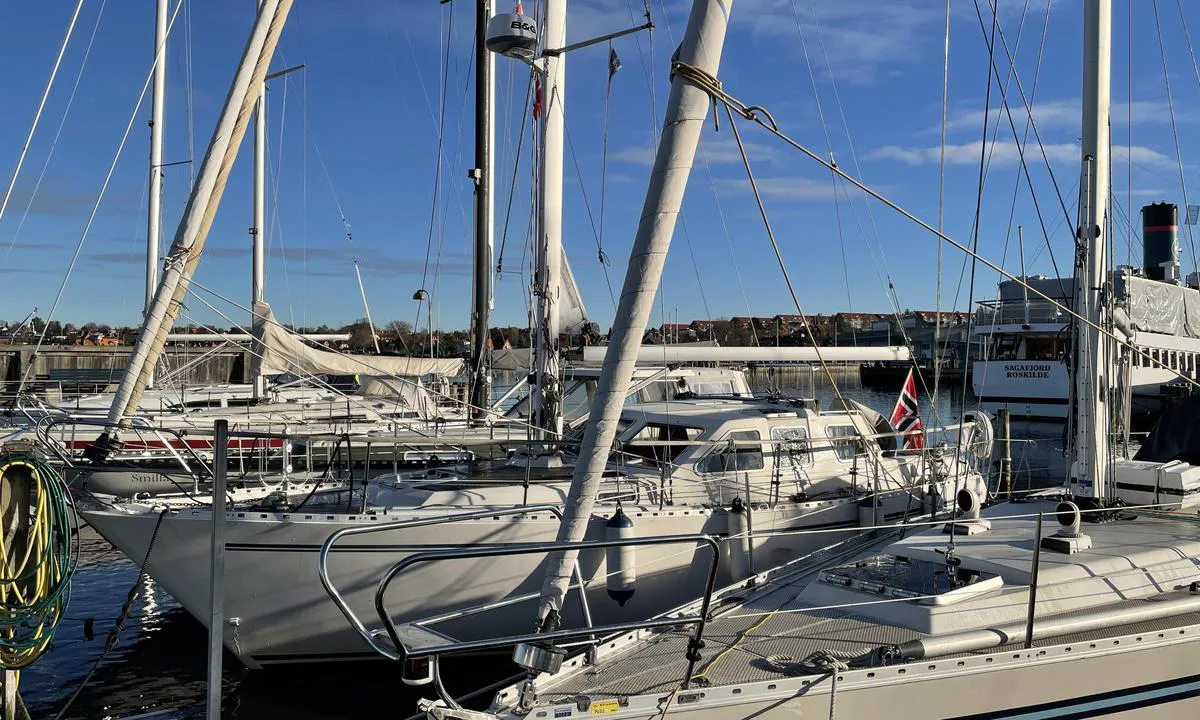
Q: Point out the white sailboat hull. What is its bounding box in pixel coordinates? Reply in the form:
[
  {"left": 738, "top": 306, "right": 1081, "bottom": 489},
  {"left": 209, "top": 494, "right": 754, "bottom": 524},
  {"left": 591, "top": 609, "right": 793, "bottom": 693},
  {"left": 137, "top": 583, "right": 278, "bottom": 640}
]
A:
[{"left": 80, "top": 488, "right": 935, "bottom": 669}]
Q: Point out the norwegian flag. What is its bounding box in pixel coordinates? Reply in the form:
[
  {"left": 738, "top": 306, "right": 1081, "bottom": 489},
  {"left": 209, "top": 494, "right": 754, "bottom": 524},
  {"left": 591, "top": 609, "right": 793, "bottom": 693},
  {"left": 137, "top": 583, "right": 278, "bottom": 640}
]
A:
[
  {"left": 533, "top": 78, "right": 543, "bottom": 120},
  {"left": 889, "top": 368, "right": 925, "bottom": 450}
]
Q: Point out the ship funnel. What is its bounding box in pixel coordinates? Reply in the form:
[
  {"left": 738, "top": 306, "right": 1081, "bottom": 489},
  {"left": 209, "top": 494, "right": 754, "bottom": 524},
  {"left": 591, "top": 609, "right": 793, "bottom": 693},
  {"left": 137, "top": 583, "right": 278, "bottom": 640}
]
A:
[{"left": 1142, "top": 202, "right": 1180, "bottom": 283}]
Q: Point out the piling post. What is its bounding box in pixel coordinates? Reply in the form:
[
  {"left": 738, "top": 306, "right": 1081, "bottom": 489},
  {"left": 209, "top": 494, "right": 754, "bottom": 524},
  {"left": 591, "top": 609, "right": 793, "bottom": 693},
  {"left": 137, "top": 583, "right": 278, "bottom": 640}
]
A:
[{"left": 207, "top": 420, "right": 229, "bottom": 719}]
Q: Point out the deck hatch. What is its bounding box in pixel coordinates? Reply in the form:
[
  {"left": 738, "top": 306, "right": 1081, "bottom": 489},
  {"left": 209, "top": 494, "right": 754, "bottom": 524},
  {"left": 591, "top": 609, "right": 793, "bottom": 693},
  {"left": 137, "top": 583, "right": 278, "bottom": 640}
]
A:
[{"left": 818, "top": 555, "right": 1002, "bottom": 604}]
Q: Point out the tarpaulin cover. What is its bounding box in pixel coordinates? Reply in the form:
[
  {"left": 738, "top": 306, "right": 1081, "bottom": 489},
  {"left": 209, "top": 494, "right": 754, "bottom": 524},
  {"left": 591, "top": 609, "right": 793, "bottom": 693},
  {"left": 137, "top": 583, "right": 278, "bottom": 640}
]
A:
[
  {"left": 1133, "top": 396, "right": 1200, "bottom": 465},
  {"left": 1117, "top": 273, "right": 1200, "bottom": 338},
  {"left": 252, "top": 301, "right": 465, "bottom": 379}
]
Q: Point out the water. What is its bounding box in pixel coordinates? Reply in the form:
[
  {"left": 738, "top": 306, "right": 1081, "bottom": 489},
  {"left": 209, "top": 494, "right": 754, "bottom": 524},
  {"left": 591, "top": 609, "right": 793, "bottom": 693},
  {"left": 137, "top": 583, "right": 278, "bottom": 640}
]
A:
[{"left": 25, "top": 368, "right": 1069, "bottom": 719}]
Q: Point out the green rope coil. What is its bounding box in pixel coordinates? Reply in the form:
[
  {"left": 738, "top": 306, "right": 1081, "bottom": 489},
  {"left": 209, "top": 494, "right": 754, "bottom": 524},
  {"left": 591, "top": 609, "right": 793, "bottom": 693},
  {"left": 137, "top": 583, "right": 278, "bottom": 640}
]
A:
[{"left": 0, "top": 450, "right": 79, "bottom": 669}]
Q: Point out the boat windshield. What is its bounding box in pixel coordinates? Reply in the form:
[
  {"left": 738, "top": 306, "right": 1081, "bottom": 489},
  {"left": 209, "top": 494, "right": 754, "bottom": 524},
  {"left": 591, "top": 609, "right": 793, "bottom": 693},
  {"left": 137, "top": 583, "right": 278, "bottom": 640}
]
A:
[{"left": 620, "top": 422, "right": 705, "bottom": 465}]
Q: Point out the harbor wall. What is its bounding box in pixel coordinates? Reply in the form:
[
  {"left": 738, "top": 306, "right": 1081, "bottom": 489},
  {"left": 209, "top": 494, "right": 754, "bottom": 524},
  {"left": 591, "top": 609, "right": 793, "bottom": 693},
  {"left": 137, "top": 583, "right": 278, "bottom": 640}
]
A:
[{"left": 0, "top": 345, "right": 249, "bottom": 387}]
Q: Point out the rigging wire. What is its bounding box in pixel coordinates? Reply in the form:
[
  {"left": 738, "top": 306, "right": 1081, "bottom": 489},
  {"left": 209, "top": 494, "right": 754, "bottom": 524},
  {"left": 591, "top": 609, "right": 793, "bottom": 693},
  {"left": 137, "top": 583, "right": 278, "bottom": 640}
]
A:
[
  {"left": 17, "top": 0, "right": 186, "bottom": 394},
  {"left": 993, "top": 0, "right": 1055, "bottom": 279},
  {"left": 301, "top": 108, "right": 381, "bottom": 353},
  {"left": 598, "top": 41, "right": 616, "bottom": 266},
  {"left": 430, "top": 19, "right": 480, "bottom": 342},
  {"left": 0, "top": 1, "right": 86, "bottom": 231},
  {"left": 0, "top": 0, "right": 106, "bottom": 272},
  {"left": 802, "top": 0, "right": 938, "bottom": 399},
  {"left": 495, "top": 72, "right": 534, "bottom": 274},
  {"left": 973, "top": 0, "right": 1070, "bottom": 299},
  {"left": 1128, "top": 0, "right": 1134, "bottom": 269},
  {"left": 651, "top": 1, "right": 753, "bottom": 343},
  {"left": 559, "top": 93, "right": 618, "bottom": 309},
  {"left": 986, "top": 2, "right": 1077, "bottom": 234},
  {"left": 955, "top": 0, "right": 999, "bottom": 488},
  {"left": 974, "top": 0, "right": 1064, "bottom": 415},
  {"left": 932, "top": 0, "right": 951, "bottom": 410},
  {"left": 1151, "top": 0, "right": 1199, "bottom": 278},
  {"left": 948, "top": 0, "right": 1034, "bottom": 318},
  {"left": 414, "top": 1, "right": 456, "bottom": 333},
  {"left": 265, "top": 61, "right": 296, "bottom": 326},
  {"left": 182, "top": 0, "right": 195, "bottom": 188},
  {"left": 724, "top": 104, "right": 855, "bottom": 416},
  {"left": 722, "top": 104, "right": 919, "bottom": 491},
  {"left": 787, "top": 0, "right": 859, "bottom": 348},
  {"left": 668, "top": 63, "right": 1199, "bottom": 389},
  {"left": 698, "top": 142, "right": 758, "bottom": 345}
]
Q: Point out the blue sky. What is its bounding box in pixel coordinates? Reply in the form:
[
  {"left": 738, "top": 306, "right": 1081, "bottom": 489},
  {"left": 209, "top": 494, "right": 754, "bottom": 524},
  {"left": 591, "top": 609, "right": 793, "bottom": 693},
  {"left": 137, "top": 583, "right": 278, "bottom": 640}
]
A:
[{"left": 0, "top": 0, "right": 1197, "bottom": 333}]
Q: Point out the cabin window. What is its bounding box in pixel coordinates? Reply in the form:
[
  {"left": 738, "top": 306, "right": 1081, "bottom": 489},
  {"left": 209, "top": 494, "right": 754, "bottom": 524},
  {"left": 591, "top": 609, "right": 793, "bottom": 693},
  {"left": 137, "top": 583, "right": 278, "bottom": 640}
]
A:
[
  {"left": 630, "top": 381, "right": 678, "bottom": 404},
  {"left": 697, "top": 430, "right": 765, "bottom": 473},
  {"left": 826, "top": 425, "right": 863, "bottom": 461},
  {"left": 990, "top": 335, "right": 1021, "bottom": 360},
  {"left": 1023, "top": 336, "right": 1058, "bottom": 361},
  {"left": 621, "top": 422, "right": 703, "bottom": 465},
  {"left": 771, "top": 426, "right": 810, "bottom": 468},
  {"left": 693, "top": 381, "right": 735, "bottom": 396}
]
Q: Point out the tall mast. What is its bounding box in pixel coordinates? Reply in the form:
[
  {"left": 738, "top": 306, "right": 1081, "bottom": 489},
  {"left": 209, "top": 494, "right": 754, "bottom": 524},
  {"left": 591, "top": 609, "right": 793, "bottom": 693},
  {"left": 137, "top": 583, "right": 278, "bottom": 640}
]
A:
[
  {"left": 95, "top": 0, "right": 293, "bottom": 447},
  {"left": 251, "top": 0, "right": 268, "bottom": 397},
  {"left": 1070, "top": 0, "right": 1112, "bottom": 499},
  {"left": 469, "top": 0, "right": 496, "bottom": 419},
  {"left": 146, "top": 0, "right": 168, "bottom": 389},
  {"left": 533, "top": 0, "right": 565, "bottom": 438},
  {"left": 536, "top": 0, "right": 733, "bottom": 628}
]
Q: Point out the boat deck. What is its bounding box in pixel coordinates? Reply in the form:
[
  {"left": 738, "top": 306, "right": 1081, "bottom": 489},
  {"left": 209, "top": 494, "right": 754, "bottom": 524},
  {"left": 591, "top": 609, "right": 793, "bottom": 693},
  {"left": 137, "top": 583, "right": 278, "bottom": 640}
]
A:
[{"left": 534, "top": 505, "right": 1200, "bottom": 701}]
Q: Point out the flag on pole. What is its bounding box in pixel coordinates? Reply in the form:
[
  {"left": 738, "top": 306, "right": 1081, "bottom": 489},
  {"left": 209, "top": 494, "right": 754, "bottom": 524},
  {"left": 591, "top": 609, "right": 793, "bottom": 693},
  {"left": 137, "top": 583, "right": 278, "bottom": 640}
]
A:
[
  {"left": 608, "top": 44, "right": 622, "bottom": 80},
  {"left": 533, "top": 77, "right": 543, "bottom": 120},
  {"left": 889, "top": 369, "right": 924, "bottom": 450}
]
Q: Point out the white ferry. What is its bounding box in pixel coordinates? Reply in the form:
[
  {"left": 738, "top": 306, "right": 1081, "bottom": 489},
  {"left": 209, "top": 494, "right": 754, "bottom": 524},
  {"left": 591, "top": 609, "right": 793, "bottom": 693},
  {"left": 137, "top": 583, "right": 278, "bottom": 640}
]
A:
[{"left": 973, "top": 203, "right": 1200, "bottom": 420}]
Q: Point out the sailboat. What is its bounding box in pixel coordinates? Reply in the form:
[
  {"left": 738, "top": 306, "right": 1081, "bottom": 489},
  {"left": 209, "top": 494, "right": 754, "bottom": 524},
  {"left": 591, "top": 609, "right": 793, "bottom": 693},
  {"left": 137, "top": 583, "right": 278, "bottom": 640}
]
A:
[
  {"left": 0, "top": 1, "right": 465, "bottom": 480},
  {"left": 76, "top": 0, "right": 987, "bottom": 671},
  {"left": 403, "top": 1, "right": 1200, "bottom": 717}
]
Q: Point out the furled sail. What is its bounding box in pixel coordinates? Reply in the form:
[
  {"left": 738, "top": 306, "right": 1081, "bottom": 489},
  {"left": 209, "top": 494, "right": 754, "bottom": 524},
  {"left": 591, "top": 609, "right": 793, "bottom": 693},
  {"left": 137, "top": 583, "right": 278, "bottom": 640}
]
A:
[
  {"left": 560, "top": 252, "right": 590, "bottom": 333},
  {"left": 252, "top": 302, "right": 465, "bottom": 379}
]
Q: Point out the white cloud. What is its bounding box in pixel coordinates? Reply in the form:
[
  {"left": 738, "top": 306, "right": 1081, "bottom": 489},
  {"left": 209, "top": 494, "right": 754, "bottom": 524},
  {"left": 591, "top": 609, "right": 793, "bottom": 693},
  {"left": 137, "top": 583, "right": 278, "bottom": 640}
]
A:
[
  {"left": 733, "top": 0, "right": 939, "bottom": 84},
  {"left": 938, "top": 100, "right": 1177, "bottom": 135},
  {"left": 870, "top": 140, "right": 1177, "bottom": 170},
  {"left": 869, "top": 140, "right": 1076, "bottom": 166},
  {"left": 710, "top": 175, "right": 838, "bottom": 201},
  {"left": 612, "top": 134, "right": 781, "bottom": 167},
  {"left": 1112, "top": 146, "right": 1177, "bottom": 169}
]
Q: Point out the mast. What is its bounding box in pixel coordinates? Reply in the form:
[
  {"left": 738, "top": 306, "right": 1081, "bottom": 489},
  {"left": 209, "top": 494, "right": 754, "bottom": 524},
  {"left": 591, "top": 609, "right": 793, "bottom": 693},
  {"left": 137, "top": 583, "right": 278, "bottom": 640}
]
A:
[
  {"left": 1070, "top": 0, "right": 1112, "bottom": 499},
  {"left": 533, "top": 0, "right": 565, "bottom": 438},
  {"left": 146, "top": 0, "right": 168, "bottom": 389},
  {"left": 251, "top": 0, "right": 268, "bottom": 397},
  {"left": 469, "top": 0, "right": 496, "bottom": 419},
  {"left": 535, "top": 0, "right": 733, "bottom": 628},
  {"left": 93, "top": 0, "right": 293, "bottom": 450}
]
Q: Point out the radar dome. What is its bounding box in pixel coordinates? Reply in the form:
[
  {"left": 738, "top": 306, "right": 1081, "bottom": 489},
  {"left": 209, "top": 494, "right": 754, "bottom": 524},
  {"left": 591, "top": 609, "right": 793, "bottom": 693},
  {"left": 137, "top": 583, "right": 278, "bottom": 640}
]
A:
[{"left": 486, "top": 13, "right": 538, "bottom": 59}]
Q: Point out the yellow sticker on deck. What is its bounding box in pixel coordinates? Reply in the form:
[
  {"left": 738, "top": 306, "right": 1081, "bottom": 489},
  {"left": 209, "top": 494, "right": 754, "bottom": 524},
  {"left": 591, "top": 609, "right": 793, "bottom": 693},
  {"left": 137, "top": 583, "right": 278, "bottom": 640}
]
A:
[{"left": 590, "top": 699, "right": 621, "bottom": 715}]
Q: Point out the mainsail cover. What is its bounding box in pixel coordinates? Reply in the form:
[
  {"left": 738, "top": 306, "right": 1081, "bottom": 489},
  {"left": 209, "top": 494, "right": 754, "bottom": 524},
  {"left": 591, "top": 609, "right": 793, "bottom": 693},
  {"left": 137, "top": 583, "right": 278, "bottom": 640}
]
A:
[
  {"left": 560, "top": 252, "right": 589, "bottom": 333},
  {"left": 252, "top": 302, "right": 465, "bottom": 379},
  {"left": 355, "top": 376, "right": 436, "bottom": 419}
]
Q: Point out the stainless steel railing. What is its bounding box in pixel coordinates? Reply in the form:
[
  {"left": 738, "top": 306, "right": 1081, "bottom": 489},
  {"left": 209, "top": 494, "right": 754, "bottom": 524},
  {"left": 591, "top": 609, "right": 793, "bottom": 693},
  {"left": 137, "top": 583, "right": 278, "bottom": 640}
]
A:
[{"left": 317, "top": 504, "right": 597, "bottom": 661}]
